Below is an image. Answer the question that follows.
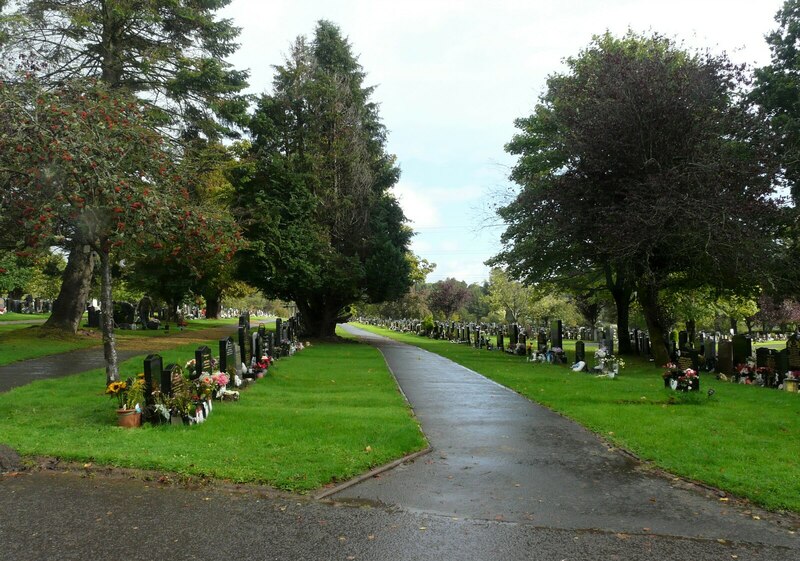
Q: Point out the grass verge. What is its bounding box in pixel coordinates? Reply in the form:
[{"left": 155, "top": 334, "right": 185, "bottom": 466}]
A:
[
  {"left": 352, "top": 323, "right": 800, "bottom": 513},
  {"left": 0, "top": 326, "right": 100, "bottom": 366},
  {"left": 0, "top": 312, "right": 50, "bottom": 322},
  {"left": 0, "top": 318, "right": 248, "bottom": 366},
  {"left": 0, "top": 337, "right": 426, "bottom": 492}
]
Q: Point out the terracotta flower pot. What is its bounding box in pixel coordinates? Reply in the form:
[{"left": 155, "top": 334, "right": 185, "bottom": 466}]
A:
[{"left": 116, "top": 409, "right": 142, "bottom": 428}]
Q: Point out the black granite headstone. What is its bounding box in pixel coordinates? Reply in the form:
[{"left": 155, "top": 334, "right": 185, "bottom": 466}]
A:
[{"left": 143, "top": 354, "right": 162, "bottom": 406}]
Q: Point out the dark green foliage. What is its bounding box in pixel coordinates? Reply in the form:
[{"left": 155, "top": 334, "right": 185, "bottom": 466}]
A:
[
  {"left": 492, "top": 32, "right": 781, "bottom": 365},
  {"left": 235, "top": 21, "right": 411, "bottom": 336},
  {"left": 5, "top": 0, "right": 249, "bottom": 138}
]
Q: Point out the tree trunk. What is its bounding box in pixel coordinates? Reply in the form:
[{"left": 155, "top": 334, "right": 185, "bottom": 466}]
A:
[
  {"left": 44, "top": 245, "right": 94, "bottom": 333},
  {"left": 99, "top": 250, "right": 119, "bottom": 384},
  {"left": 204, "top": 290, "right": 222, "bottom": 319},
  {"left": 638, "top": 282, "right": 670, "bottom": 366},
  {"left": 730, "top": 317, "right": 738, "bottom": 335},
  {"left": 605, "top": 264, "right": 633, "bottom": 355},
  {"left": 612, "top": 291, "right": 632, "bottom": 355},
  {"left": 298, "top": 300, "right": 340, "bottom": 338}
]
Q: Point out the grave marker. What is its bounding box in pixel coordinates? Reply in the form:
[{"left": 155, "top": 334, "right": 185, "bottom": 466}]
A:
[
  {"left": 575, "top": 341, "right": 585, "bottom": 363},
  {"left": 717, "top": 340, "right": 734, "bottom": 376},
  {"left": 219, "top": 337, "right": 235, "bottom": 373},
  {"left": 787, "top": 336, "right": 800, "bottom": 371},
  {"left": 550, "top": 320, "right": 563, "bottom": 349},
  {"left": 143, "top": 354, "right": 163, "bottom": 407},
  {"left": 732, "top": 334, "right": 752, "bottom": 366},
  {"left": 194, "top": 346, "right": 212, "bottom": 380}
]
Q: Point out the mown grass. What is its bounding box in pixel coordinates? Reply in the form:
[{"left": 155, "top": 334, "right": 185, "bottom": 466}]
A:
[
  {"left": 0, "top": 312, "right": 50, "bottom": 322},
  {"left": 0, "top": 337, "right": 426, "bottom": 491},
  {"left": 0, "top": 326, "right": 100, "bottom": 366},
  {"left": 353, "top": 323, "right": 800, "bottom": 513},
  {"left": 0, "top": 318, "right": 247, "bottom": 366}
]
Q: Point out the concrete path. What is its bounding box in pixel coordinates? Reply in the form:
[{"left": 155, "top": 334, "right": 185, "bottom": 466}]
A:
[{"left": 334, "top": 325, "right": 798, "bottom": 549}]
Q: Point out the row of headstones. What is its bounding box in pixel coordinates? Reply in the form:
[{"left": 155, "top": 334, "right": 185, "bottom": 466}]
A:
[
  {"left": 0, "top": 295, "right": 52, "bottom": 314},
  {"left": 143, "top": 336, "right": 244, "bottom": 402},
  {"left": 140, "top": 336, "right": 242, "bottom": 423},
  {"left": 236, "top": 313, "right": 301, "bottom": 367},
  {"left": 664, "top": 331, "right": 799, "bottom": 387},
  {"left": 382, "top": 317, "right": 577, "bottom": 361}
]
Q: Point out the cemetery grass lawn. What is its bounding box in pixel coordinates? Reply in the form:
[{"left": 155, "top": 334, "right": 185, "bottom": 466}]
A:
[
  {"left": 0, "top": 312, "right": 50, "bottom": 322},
  {"left": 352, "top": 324, "right": 800, "bottom": 514},
  {"left": 0, "top": 338, "right": 426, "bottom": 492},
  {"left": 0, "top": 326, "right": 100, "bottom": 366},
  {"left": 0, "top": 319, "right": 242, "bottom": 365}
]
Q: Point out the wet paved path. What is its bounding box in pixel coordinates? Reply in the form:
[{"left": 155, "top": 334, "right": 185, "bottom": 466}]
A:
[{"left": 335, "top": 325, "right": 798, "bottom": 548}]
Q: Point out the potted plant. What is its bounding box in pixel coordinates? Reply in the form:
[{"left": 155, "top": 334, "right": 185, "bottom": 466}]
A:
[{"left": 105, "top": 376, "right": 144, "bottom": 427}]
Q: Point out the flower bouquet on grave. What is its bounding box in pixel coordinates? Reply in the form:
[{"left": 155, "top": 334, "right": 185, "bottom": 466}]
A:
[
  {"left": 735, "top": 358, "right": 756, "bottom": 384},
  {"left": 663, "top": 364, "right": 699, "bottom": 392},
  {"left": 210, "top": 371, "right": 230, "bottom": 398},
  {"left": 755, "top": 366, "right": 774, "bottom": 387},
  {"left": 251, "top": 355, "right": 272, "bottom": 378}
]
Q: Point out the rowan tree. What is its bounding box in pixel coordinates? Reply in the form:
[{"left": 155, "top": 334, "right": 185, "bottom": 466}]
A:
[
  {"left": 0, "top": 0, "right": 249, "bottom": 332},
  {"left": 0, "top": 77, "right": 239, "bottom": 382}
]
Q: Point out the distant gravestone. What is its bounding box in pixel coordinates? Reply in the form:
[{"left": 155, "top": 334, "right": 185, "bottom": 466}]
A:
[
  {"left": 677, "top": 349, "right": 699, "bottom": 371},
  {"left": 776, "top": 349, "right": 789, "bottom": 380},
  {"left": 787, "top": 336, "right": 800, "bottom": 371},
  {"left": 536, "top": 332, "right": 546, "bottom": 352},
  {"left": 238, "top": 325, "right": 249, "bottom": 366},
  {"left": 497, "top": 330, "right": 504, "bottom": 351},
  {"left": 239, "top": 312, "right": 251, "bottom": 330},
  {"left": 143, "top": 354, "right": 163, "bottom": 407},
  {"left": 510, "top": 324, "right": 519, "bottom": 348},
  {"left": 756, "top": 347, "right": 770, "bottom": 369},
  {"left": 732, "top": 334, "right": 752, "bottom": 366},
  {"left": 717, "top": 340, "right": 734, "bottom": 376},
  {"left": 87, "top": 307, "right": 101, "bottom": 328},
  {"left": 704, "top": 337, "right": 716, "bottom": 371},
  {"left": 268, "top": 332, "right": 275, "bottom": 357},
  {"left": 550, "top": 320, "right": 563, "bottom": 349},
  {"left": 275, "top": 318, "right": 283, "bottom": 343},
  {"left": 575, "top": 340, "right": 586, "bottom": 363},
  {"left": 219, "top": 337, "right": 235, "bottom": 373},
  {"left": 194, "top": 345, "right": 212, "bottom": 380},
  {"left": 252, "top": 332, "right": 260, "bottom": 360},
  {"left": 678, "top": 330, "right": 688, "bottom": 350}
]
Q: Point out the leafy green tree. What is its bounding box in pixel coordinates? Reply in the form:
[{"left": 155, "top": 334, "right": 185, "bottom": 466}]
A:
[
  {"left": 0, "top": 77, "right": 239, "bottom": 382},
  {"left": 486, "top": 268, "right": 531, "bottom": 323},
  {"left": 427, "top": 278, "right": 471, "bottom": 320},
  {"left": 464, "top": 282, "right": 491, "bottom": 322},
  {"left": 492, "top": 32, "right": 781, "bottom": 366},
  {"left": 754, "top": 0, "right": 800, "bottom": 202},
  {"left": 236, "top": 21, "right": 411, "bottom": 336},
  {"left": 1, "top": 0, "right": 249, "bottom": 333},
  {"left": 0, "top": 251, "right": 35, "bottom": 296}
]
